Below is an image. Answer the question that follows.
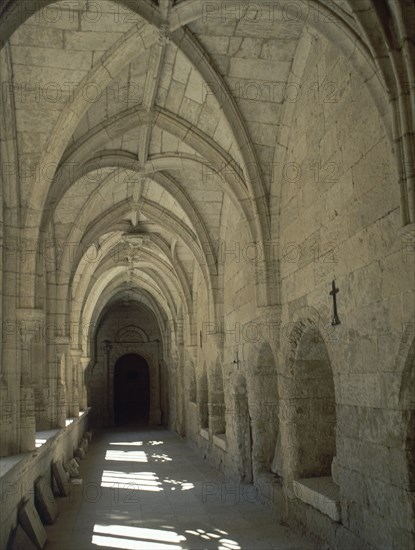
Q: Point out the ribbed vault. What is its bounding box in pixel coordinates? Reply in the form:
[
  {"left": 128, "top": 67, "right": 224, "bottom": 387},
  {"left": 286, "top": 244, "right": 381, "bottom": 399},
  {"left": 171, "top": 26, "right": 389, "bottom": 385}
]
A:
[{"left": 1, "top": 1, "right": 414, "bottom": 547}]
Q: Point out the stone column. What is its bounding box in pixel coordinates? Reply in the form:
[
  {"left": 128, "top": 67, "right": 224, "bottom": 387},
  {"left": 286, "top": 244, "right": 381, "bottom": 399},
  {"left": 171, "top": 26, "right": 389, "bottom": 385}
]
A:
[
  {"left": 208, "top": 335, "right": 225, "bottom": 436},
  {"left": 17, "top": 323, "right": 36, "bottom": 452},
  {"left": 55, "top": 336, "right": 70, "bottom": 428},
  {"left": 186, "top": 345, "right": 197, "bottom": 402},
  {"left": 209, "top": 397, "right": 225, "bottom": 434},
  {"left": 175, "top": 319, "right": 186, "bottom": 436},
  {"left": 0, "top": 377, "right": 12, "bottom": 456},
  {"left": 0, "top": 268, "right": 13, "bottom": 455},
  {"left": 18, "top": 309, "right": 48, "bottom": 429},
  {"left": 0, "top": 241, "right": 20, "bottom": 456},
  {"left": 169, "top": 349, "right": 180, "bottom": 433},
  {"left": 149, "top": 359, "right": 162, "bottom": 425},
  {"left": 69, "top": 349, "right": 83, "bottom": 418},
  {"left": 230, "top": 372, "right": 253, "bottom": 483},
  {"left": 102, "top": 340, "right": 113, "bottom": 426},
  {"left": 80, "top": 357, "right": 91, "bottom": 412}
]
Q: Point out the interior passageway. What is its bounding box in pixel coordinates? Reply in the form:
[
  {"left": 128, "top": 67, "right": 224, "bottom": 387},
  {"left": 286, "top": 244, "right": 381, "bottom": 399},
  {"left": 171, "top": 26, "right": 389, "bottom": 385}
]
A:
[
  {"left": 1, "top": 1, "right": 413, "bottom": 547},
  {"left": 45, "top": 429, "right": 318, "bottom": 550}
]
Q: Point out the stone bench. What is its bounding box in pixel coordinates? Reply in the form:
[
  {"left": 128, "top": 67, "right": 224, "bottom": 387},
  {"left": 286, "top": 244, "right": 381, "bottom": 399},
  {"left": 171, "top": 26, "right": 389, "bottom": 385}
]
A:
[
  {"left": 293, "top": 476, "right": 340, "bottom": 521},
  {"left": 199, "top": 428, "right": 209, "bottom": 441},
  {"left": 212, "top": 433, "right": 226, "bottom": 451}
]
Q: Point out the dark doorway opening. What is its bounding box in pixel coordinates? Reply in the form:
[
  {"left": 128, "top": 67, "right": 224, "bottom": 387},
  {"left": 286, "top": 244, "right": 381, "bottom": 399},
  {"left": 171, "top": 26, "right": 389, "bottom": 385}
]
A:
[{"left": 114, "top": 354, "right": 150, "bottom": 426}]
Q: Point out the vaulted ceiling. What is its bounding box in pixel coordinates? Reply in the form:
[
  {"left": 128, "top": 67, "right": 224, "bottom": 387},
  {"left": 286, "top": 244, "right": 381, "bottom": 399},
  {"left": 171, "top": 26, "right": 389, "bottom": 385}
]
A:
[{"left": 1, "top": 0, "right": 413, "bottom": 351}]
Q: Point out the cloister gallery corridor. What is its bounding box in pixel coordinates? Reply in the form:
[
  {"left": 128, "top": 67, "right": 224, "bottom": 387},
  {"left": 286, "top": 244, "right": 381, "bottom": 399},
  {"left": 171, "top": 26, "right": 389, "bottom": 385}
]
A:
[
  {"left": 1, "top": 1, "right": 414, "bottom": 548},
  {"left": 44, "top": 428, "right": 317, "bottom": 550}
]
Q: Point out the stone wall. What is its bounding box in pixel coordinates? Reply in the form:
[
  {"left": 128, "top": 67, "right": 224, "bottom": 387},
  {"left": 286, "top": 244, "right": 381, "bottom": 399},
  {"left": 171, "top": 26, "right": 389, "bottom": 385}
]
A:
[
  {"left": 274, "top": 31, "right": 414, "bottom": 550},
  {"left": 0, "top": 411, "right": 89, "bottom": 549},
  {"left": 88, "top": 302, "right": 167, "bottom": 428},
  {"left": 181, "top": 25, "right": 414, "bottom": 550}
]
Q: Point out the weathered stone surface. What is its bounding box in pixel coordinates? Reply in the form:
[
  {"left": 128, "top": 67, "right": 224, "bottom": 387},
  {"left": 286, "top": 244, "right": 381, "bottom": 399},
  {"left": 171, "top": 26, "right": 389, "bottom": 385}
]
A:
[
  {"left": 18, "top": 499, "right": 47, "bottom": 549},
  {"left": 34, "top": 476, "right": 58, "bottom": 525},
  {"left": 65, "top": 458, "right": 80, "bottom": 479},
  {"left": 10, "top": 524, "right": 37, "bottom": 550},
  {"left": 52, "top": 461, "right": 69, "bottom": 497},
  {"left": 293, "top": 477, "right": 340, "bottom": 522},
  {"left": 74, "top": 447, "right": 85, "bottom": 460}
]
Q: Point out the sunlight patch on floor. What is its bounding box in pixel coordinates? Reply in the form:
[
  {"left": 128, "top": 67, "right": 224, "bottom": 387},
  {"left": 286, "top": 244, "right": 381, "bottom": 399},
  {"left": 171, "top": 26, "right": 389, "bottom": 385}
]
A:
[
  {"left": 184, "top": 528, "right": 240, "bottom": 549},
  {"left": 101, "top": 470, "right": 162, "bottom": 492},
  {"left": 92, "top": 524, "right": 185, "bottom": 549},
  {"left": 151, "top": 453, "right": 172, "bottom": 462},
  {"left": 109, "top": 441, "right": 144, "bottom": 446},
  {"left": 218, "top": 539, "right": 242, "bottom": 550},
  {"left": 105, "top": 449, "right": 148, "bottom": 462},
  {"left": 163, "top": 478, "right": 194, "bottom": 491}
]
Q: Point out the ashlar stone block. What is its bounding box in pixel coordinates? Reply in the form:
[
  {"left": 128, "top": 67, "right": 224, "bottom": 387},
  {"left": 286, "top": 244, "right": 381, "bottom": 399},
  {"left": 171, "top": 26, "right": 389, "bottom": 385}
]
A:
[
  {"left": 34, "top": 475, "right": 58, "bottom": 525},
  {"left": 18, "top": 498, "right": 47, "bottom": 549},
  {"left": 10, "top": 524, "right": 37, "bottom": 550},
  {"left": 52, "top": 460, "right": 69, "bottom": 497},
  {"left": 293, "top": 476, "right": 341, "bottom": 522}
]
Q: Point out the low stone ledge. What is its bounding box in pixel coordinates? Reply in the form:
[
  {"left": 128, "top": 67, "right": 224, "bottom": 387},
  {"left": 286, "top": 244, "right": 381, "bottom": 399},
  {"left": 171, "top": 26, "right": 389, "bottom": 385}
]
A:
[
  {"left": 35, "top": 430, "right": 60, "bottom": 449},
  {"left": 0, "top": 409, "right": 90, "bottom": 550},
  {"left": 0, "top": 411, "right": 90, "bottom": 483},
  {"left": 293, "top": 476, "right": 340, "bottom": 522},
  {"left": 212, "top": 433, "right": 226, "bottom": 451},
  {"left": 199, "top": 428, "right": 209, "bottom": 441}
]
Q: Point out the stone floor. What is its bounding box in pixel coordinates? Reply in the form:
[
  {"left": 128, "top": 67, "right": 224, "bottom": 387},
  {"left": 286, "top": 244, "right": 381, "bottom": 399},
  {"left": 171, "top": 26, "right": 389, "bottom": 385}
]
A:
[{"left": 45, "top": 428, "right": 319, "bottom": 549}]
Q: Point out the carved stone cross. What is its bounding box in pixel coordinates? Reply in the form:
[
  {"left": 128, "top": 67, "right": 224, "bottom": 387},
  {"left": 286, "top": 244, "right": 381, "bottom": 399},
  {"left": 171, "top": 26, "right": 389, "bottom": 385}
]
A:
[{"left": 330, "top": 280, "right": 341, "bottom": 326}]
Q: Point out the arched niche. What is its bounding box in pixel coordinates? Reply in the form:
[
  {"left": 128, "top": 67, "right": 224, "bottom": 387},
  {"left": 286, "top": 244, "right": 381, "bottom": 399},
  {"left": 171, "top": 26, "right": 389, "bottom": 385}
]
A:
[
  {"left": 250, "top": 341, "right": 279, "bottom": 476},
  {"left": 292, "top": 328, "right": 336, "bottom": 479},
  {"left": 209, "top": 359, "right": 226, "bottom": 436},
  {"left": 231, "top": 373, "right": 253, "bottom": 483},
  {"left": 198, "top": 364, "right": 209, "bottom": 429},
  {"left": 284, "top": 323, "right": 340, "bottom": 521},
  {"left": 188, "top": 362, "right": 197, "bottom": 404},
  {"left": 399, "top": 337, "right": 415, "bottom": 498}
]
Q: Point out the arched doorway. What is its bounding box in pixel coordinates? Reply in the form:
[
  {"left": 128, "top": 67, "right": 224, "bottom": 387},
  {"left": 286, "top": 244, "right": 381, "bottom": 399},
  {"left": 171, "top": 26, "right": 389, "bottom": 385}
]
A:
[{"left": 114, "top": 354, "right": 150, "bottom": 426}]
